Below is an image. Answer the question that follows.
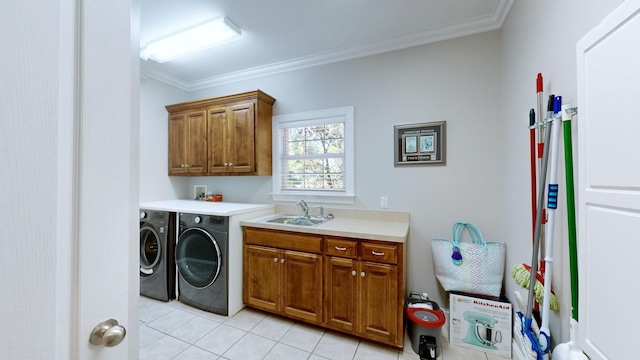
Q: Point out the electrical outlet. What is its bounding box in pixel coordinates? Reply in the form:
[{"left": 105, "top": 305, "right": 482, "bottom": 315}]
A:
[{"left": 380, "top": 196, "right": 388, "bottom": 209}]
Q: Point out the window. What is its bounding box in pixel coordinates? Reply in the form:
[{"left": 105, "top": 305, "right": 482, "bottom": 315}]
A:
[{"left": 272, "top": 106, "right": 354, "bottom": 204}]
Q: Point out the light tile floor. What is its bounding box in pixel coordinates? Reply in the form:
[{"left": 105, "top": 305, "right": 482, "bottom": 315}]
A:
[{"left": 139, "top": 296, "right": 506, "bottom": 360}]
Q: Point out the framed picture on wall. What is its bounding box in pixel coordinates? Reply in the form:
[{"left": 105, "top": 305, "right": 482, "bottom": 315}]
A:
[{"left": 394, "top": 121, "right": 446, "bottom": 166}]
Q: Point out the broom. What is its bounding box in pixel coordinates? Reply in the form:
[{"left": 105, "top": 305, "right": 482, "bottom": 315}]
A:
[{"left": 552, "top": 104, "right": 587, "bottom": 360}]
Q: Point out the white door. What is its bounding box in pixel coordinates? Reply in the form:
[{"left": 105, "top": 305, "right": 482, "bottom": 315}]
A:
[
  {"left": 1, "top": 0, "right": 138, "bottom": 359},
  {"left": 576, "top": 0, "right": 640, "bottom": 358},
  {"left": 70, "top": 0, "right": 140, "bottom": 358}
]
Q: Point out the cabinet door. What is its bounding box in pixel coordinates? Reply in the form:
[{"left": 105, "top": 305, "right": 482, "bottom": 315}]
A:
[
  {"left": 227, "top": 101, "right": 255, "bottom": 173},
  {"left": 282, "top": 251, "right": 322, "bottom": 323},
  {"left": 168, "top": 113, "right": 187, "bottom": 175},
  {"left": 358, "top": 261, "right": 398, "bottom": 344},
  {"left": 244, "top": 245, "right": 281, "bottom": 313},
  {"left": 324, "top": 256, "right": 358, "bottom": 332},
  {"left": 185, "top": 110, "right": 207, "bottom": 174},
  {"left": 208, "top": 106, "right": 228, "bottom": 174}
]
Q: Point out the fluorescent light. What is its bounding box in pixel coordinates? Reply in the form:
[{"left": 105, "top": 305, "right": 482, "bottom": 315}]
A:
[{"left": 140, "top": 17, "right": 242, "bottom": 63}]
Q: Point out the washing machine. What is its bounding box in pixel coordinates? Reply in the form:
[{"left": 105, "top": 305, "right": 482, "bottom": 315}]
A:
[
  {"left": 139, "top": 209, "right": 176, "bottom": 301},
  {"left": 176, "top": 212, "right": 229, "bottom": 315}
]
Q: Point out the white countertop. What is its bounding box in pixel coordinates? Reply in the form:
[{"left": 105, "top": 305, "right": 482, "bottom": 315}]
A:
[
  {"left": 240, "top": 206, "right": 410, "bottom": 243},
  {"left": 140, "top": 201, "right": 409, "bottom": 242},
  {"left": 139, "top": 200, "right": 274, "bottom": 216}
]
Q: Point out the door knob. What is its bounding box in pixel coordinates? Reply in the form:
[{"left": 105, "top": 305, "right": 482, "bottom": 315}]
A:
[{"left": 89, "top": 319, "right": 126, "bottom": 347}]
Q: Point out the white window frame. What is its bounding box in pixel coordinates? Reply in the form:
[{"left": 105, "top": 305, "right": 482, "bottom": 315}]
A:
[{"left": 272, "top": 106, "right": 355, "bottom": 204}]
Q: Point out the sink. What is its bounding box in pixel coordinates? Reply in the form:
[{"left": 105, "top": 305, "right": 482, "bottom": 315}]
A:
[{"left": 261, "top": 214, "right": 332, "bottom": 227}]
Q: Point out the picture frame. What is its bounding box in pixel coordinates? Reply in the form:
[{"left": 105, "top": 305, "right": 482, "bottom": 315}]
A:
[{"left": 394, "top": 121, "right": 446, "bottom": 166}]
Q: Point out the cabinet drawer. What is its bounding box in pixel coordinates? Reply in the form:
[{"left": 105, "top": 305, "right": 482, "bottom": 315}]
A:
[
  {"left": 325, "top": 237, "right": 358, "bottom": 258},
  {"left": 244, "top": 227, "right": 323, "bottom": 254},
  {"left": 360, "top": 242, "right": 398, "bottom": 264}
]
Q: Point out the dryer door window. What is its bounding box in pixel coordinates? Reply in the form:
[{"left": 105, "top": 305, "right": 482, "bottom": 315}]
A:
[
  {"left": 140, "top": 224, "right": 162, "bottom": 275},
  {"left": 176, "top": 228, "right": 222, "bottom": 288}
]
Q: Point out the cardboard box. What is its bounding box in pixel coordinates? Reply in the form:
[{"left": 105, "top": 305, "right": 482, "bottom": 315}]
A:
[{"left": 449, "top": 292, "right": 512, "bottom": 358}]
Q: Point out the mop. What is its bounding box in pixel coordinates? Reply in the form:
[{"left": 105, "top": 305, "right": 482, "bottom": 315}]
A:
[
  {"left": 514, "top": 97, "right": 553, "bottom": 360},
  {"left": 513, "top": 290, "right": 538, "bottom": 360},
  {"left": 537, "top": 96, "right": 563, "bottom": 360},
  {"left": 552, "top": 105, "right": 587, "bottom": 360},
  {"left": 512, "top": 108, "right": 540, "bottom": 360}
]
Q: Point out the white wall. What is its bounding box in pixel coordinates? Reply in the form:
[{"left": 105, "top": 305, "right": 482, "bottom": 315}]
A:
[
  {"left": 139, "top": 77, "right": 190, "bottom": 202},
  {"left": 499, "top": 0, "right": 623, "bottom": 346},
  {"left": 143, "top": 31, "right": 503, "bottom": 307}
]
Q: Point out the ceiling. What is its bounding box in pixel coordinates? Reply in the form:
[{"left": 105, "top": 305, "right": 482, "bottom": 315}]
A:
[{"left": 140, "top": 0, "right": 513, "bottom": 91}]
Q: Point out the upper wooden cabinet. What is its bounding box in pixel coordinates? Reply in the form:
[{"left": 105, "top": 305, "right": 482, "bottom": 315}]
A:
[
  {"left": 168, "top": 110, "right": 208, "bottom": 175},
  {"left": 166, "top": 90, "right": 275, "bottom": 176}
]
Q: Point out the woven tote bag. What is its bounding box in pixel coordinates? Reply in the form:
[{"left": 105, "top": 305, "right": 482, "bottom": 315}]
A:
[{"left": 430, "top": 222, "right": 506, "bottom": 297}]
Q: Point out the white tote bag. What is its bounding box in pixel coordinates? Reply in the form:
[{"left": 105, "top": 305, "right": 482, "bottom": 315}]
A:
[{"left": 430, "top": 222, "right": 506, "bottom": 297}]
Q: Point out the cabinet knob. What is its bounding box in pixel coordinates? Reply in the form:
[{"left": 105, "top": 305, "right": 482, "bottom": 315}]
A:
[
  {"left": 361, "top": 272, "right": 366, "bottom": 278},
  {"left": 351, "top": 270, "right": 356, "bottom": 276},
  {"left": 335, "top": 246, "right": 347, "bottom": 251},
  {"left": 229, "top": 162, "right": 233, "bottom": 166},
  {"left": 274, "top": 257, "right": 278, "bottom": 262},
  {"left": 281, "top": 258, "right": 285, "bottom": 264},
  {"left": 371, "top": 251, "right": 384, "bottom": 256},
  {"left": 224, "top": 162, "right": 229, "bottom": 166}
]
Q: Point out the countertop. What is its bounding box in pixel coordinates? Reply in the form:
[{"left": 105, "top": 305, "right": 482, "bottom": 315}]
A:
[
  {"left": 139, "top": 200, "right": 274, "bottom": 216},
  {"left": 239, "top": 205, "right": 410, "bottom": 243}
]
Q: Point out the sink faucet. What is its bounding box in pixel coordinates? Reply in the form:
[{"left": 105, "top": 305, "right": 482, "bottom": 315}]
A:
[{"left": 297, "top": 200, "right": 309, "bottom": 217}]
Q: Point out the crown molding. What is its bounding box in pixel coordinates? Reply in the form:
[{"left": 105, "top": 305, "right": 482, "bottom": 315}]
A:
[{"left": 142, "top": 0, "right": 513, "bottom": 92}]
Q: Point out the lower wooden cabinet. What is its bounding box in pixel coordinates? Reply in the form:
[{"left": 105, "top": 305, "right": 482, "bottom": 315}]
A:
[
  {"left": 325, "top": 238, "right": 401, "bottom": 346},
  {"left": 243, "top": 227, "right": 405, "bottom": 349},
  {"left": 243, "top": 229, "right": 323, "bottom": 323},
  {"left": 243, "top": 245, "right": 280, "bottom": 312},
  {"left": 358, "top": 261, "right": 398, "bottom": 343},
  {"left": 281, "top": 250, "right": 323, "bottom": 322},
  {"left": 324, "top": 256, "right": 358, "bottom": 332}
]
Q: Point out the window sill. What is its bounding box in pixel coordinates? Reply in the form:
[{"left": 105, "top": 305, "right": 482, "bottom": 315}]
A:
[{"left": 271, "top": 193, "right": 355, "bottom": 205}]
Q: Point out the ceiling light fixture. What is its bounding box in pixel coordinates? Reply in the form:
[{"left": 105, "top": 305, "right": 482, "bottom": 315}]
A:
[{"left": 140, "top": 17, "right": 242, "bottom": 63}]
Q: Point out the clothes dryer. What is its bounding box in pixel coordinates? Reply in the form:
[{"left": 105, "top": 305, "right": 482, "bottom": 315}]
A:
[
  {"left": 176, "top": 213, "right": 229, "bottom": 315},
  {"left": 139, "top": 209, "right": 176, "bottom": 301}
]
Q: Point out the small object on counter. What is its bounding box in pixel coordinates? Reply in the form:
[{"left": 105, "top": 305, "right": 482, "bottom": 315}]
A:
[{"left": 206, "top": 194, "right": 223, "bottom": 202}]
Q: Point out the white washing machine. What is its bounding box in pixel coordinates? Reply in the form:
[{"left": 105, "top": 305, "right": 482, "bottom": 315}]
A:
[
  {"left": 175, "top": 212, "right": 229, "bottom": 315},
  {"left": 139, "top": 209, "right": 176, "bottom": 301}
]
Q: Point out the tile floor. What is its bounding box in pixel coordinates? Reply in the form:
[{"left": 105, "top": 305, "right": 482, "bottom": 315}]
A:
[{"left": 139, "top": 296, "right": 507, "bottom": 360}]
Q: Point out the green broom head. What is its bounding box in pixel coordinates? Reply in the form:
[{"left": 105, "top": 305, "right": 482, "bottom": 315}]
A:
[{"left": 511, "top": 263, "right": 560, "bottom": 311}]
